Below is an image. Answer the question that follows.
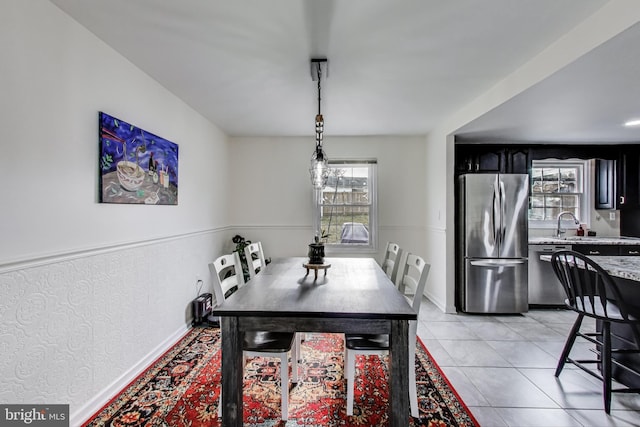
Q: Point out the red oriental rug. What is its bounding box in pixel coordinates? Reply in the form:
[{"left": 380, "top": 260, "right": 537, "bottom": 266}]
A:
[{"left": 84, "top": 327, "right": 479, "bottom": 427}]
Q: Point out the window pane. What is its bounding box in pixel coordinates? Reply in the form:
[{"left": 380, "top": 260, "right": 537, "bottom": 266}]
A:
[
  {"left": 542, "top": 168, "right": 558, "bottom": 181},
  {"left": 531, "top": 179, "right": 543, "bottom": 194},
  {"left": 530, "top": 195, "right": 544, "bottom": 207},
  {"left": 562, "top": 195, "right": 578, "bottom": 208},
  {"left": 531, "top": 168, "right": 542, "bottom": 180},
  {"left": 320, "top": 208, "right": 370, "bottom": 244},
  {"left": 546, "top": 196, "right": 561, "bottom": 207},
  {"left": 542, "top": 181, "right": 559, "bottom": 193},
  {"left": 545, "top": 207, "right": 562, "bottom": 220},
  {"left": 560, "top": 168, "right": 576, "bottom": 181},
  {"left": 529, "top": 207, "right": 544, "bottom": 220}
]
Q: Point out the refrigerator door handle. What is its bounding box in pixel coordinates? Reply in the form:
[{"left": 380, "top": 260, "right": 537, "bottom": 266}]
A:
[
  {"left": 499, "top": 179, "right": 506, "bottom": 245},
  {"left": 470, "top": 259, "right": 525, "bottom": 267},
  {"left": 493, "top": 179, "right": 500, "bottom": 246}
]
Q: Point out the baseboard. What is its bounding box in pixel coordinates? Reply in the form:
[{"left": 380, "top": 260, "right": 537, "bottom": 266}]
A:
[
  {"left": 70, "top": 324, "right": 191, "bottom": 427},
  {"left": 424, "top": 290, "right": 447, "bottom": 313}
]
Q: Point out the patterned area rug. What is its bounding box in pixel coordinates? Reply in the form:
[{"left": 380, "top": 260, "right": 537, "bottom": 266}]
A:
[{"left": 84, "top": 327, "right": 478, "bottom": 427}]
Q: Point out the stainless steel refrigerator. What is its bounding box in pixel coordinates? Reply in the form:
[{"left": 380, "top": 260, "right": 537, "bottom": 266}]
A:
[{"left": 458, "top": 174, "right": 529, "bottom": 313}]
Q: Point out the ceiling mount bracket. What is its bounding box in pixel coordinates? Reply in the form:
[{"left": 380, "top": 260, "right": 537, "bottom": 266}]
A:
[{"left": 310, "top": 58, "right": 328, "bottom": 81}]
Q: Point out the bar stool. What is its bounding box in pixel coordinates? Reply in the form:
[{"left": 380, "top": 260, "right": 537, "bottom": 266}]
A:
[{"left": 551, "top": 250, "right": 640, "bottom": 413}]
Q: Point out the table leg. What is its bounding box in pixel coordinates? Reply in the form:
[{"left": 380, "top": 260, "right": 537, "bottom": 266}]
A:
[
  {"left": 389, "top": 319, "right": 410, "bottom": 426},
  {"left": 314, "top": 269, "right": 318, "bottom": 280},
  {"left": 221, "top": 316, "right": 243, "bottom": 426}
]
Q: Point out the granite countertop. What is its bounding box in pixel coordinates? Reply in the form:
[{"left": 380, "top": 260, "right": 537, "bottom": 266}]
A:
[
  {"left": 530, "top": 236, "right": 640, "bottom": 245},
  {"left": 539, "top": 254, "right": 640, "bottom": 282}
]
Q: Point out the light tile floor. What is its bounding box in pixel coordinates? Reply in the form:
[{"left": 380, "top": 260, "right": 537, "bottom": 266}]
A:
[{"left": 416, "top": 298, "right": 640, "bottom": 427}]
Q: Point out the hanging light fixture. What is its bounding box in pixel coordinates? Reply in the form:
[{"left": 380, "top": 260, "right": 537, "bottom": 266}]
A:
[{"left": 309, "top": 58, "right": 329, "bottom": 189}]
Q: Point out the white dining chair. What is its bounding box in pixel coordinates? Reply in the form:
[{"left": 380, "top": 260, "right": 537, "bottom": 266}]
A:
[
  {"left": 345, "top": 252, "right": 430, "bottom": 418},
  {"left": 209, "top": 252, "right": 298, "bottom": 420},
  {"left": 380, "top": 242, "right": 403, "bottom": 284},
  {"left": 244, "top": 241, "right": 267, "bottom": 279}
]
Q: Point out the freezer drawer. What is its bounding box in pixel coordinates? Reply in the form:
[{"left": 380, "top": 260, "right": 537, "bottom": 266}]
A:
[{"left": 463, "top": 259, "right": 528, "bottom": 313}]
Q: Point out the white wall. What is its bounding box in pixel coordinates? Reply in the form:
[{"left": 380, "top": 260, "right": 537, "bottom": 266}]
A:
[
  {"left": 0, "top": 1, "right": 230, "bottom": 424},
  {"left": 228, "top": 135, "right": 428, "bottom": 262}
]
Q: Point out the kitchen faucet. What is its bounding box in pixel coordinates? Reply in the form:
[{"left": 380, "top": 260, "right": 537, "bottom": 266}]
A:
[{"left": 556, "top": 211, "right": 580, "bottom": 238}]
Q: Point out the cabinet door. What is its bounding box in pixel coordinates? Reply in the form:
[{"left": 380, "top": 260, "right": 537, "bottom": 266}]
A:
[
  {"left": 595, "top": 159, "right": 616, "bottom": 210},
  {"left": 456, "top": 146, "right": 504, "bottom": 173},
  {"left": 571, "top": 245, "right": 619, "bottom": 256},
  {"left": 476, "top": 150, "right": 503, "bottom": 172},
  {"left": 618, "top": 147, "right": 640, "bottom": 209},
  {"left": 507, "top": 148, "right": 530, "bottom": 174},
  {"left": 619, "top": 246, "right": 640, "bottom": 256}
]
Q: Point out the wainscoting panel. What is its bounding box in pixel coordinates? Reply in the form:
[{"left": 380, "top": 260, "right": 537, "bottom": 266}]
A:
[{"left": 0, "top": 229, "right": 226, "bottom": 425}]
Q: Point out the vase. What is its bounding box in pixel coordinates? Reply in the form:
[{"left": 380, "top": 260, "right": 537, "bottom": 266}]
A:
[{"left": 308, "top": 243, "right": 325, "bottom": 264}]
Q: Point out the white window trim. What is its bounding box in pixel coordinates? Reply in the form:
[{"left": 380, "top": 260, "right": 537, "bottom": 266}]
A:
[
  {"left": 312, "top": 160, "right": 378, "bottom": 254},
  {"left": 529, "top": 159, "right": 591, "bottom": 229}
]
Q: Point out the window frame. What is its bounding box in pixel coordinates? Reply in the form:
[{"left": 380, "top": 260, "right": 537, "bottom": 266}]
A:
[
  {"left": 312, "top": 159, "right": 378, "bottom": 254},
  {"left": 528, "top": 159, "right": 591, "bottom": 229}
]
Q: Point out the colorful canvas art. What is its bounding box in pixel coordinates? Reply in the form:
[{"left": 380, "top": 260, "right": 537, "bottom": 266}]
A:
[{"left": 99, "top": 112, "right": 178, "bottom": 205}]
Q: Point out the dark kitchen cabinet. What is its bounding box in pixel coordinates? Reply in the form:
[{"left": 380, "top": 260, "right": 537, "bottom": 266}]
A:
[
  {"left": 456, "top": 146, "right": 502, "bottom": 173},
  {"left": 571, "top": 245, "right": 619, "bottom": 256},
  {"left": 455, "top": 145, "right": 529, "bottom": 175},
  {"left": 617, "top": 147, "right": 640, "bottom": 209},
  {"left": 619, "top": 246, "right": 640, "bottom": 256},
  {"left": 595, "top": 159, "right": 616, "bottom": 210},
  {"left": 508, "top": 148, "right": 530, "bottom": 175}
]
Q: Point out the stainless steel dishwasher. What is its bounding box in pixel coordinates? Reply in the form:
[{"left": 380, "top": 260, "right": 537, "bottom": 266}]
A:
[{"left": 528, "top": 244, "right": 571, "bottom": 306}]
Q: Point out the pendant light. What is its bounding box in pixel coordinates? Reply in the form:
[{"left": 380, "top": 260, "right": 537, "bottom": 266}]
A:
[{"left": 309, "top": 58, "right": 329, "bottom": 189}]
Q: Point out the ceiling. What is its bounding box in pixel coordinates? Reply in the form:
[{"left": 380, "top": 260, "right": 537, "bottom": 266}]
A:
[{"left": 50, "top": 0, "right": 640, "bottom": 143}]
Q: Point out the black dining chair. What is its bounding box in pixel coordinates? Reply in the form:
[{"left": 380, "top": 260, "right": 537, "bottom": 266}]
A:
[{"left": 550, "top": 250, "right": 640, "bottom": 413}]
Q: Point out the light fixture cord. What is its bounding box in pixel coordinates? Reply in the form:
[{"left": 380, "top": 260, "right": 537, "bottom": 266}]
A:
[
  {"left": 315, "top": 64, "right": 324, "bottom": 150},
  {"left": 317, "top": 65, "right": 322, "bottom": 117}
]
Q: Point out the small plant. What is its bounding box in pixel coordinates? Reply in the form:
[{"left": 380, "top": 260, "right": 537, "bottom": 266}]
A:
[{"left": 232, "top": 234, "right": 252, "bottom": 282}]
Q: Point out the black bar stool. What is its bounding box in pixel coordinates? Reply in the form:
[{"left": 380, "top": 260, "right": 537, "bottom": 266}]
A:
[{"left": 551, "top": 250, "right": 640, "bottom": 413}]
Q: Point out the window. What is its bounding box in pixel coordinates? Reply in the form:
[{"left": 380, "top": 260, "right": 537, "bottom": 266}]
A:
[
  {"left": 529, "top": 160, "right": 590, "bottom": 228},
  {"left": 313, "top": 160, "right": 377, "bottom": 251}
]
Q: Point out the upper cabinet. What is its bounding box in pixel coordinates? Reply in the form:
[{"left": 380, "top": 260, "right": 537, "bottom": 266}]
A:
[
  {"left": 455, "top": 145, "right": 529, "bottom": 175},
  {"left": 595, "top": 158, "right": 616, "bottom": 210},
  {"left": 617, "top": 146, "right": 640, "bottom": 209}
]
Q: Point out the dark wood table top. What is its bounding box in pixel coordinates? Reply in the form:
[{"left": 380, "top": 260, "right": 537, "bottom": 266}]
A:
[{"left": 212, "top": 257, "right": 417, "bottom": 320}]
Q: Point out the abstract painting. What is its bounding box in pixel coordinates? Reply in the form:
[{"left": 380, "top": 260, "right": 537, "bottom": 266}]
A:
[{"left": 99, "top": 112, "right": 178, "bottom": 205}]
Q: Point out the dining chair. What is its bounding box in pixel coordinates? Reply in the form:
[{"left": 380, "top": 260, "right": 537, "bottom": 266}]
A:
[
  {"left": 209, "top": 252, "right": 298, "bottom": 420},
  {"left": 243, "top": 241, "right": 305, "bottom": 355},
  {"left": 244, "top": 241, "right": 267, "bottom": 280},
  {"left": 345, "top": 252, "right": 430, "bottom": 417},
  {"left": 551, "top": 250, "right": 640, "bottom": 413},
  {"left": 380, "top": 242, "right": 403, "bottom": 284}
]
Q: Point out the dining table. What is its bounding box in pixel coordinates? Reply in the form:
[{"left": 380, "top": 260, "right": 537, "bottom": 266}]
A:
[{"left": 211, "top": 256, "right": 418, "bottom": 426}]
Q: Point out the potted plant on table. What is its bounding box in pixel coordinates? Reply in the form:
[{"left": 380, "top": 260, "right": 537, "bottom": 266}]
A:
[{"left": 308, "top": 231, "right": 329, "bottom": 265}]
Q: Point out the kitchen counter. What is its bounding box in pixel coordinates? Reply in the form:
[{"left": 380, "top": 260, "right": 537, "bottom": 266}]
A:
[
  {"left": 530, "top": 236, "right": 640, "bottom": 245},
  {"left": 539, "top": 254, "right": 640, "bottom": 282}
]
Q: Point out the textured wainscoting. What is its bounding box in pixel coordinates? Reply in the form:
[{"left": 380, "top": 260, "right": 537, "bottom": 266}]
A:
[{"left": 0, "top": 230, "right": 226, "bottom": 425}]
